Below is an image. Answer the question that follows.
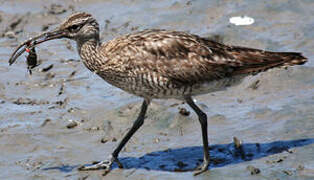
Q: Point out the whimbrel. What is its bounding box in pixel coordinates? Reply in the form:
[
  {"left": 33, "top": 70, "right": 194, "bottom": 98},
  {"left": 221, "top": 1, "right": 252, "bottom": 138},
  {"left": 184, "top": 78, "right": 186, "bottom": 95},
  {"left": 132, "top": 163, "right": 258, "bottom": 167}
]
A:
[{"left": 9, "top": 12, "right": 307, "bottom": 175}]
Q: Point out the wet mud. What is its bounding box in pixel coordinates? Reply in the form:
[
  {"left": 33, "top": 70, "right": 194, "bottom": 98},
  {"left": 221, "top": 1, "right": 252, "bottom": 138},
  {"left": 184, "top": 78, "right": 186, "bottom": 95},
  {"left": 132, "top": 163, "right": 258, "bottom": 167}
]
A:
[{"left": 0, "top": 0, "right": 314, "bottom": 180}]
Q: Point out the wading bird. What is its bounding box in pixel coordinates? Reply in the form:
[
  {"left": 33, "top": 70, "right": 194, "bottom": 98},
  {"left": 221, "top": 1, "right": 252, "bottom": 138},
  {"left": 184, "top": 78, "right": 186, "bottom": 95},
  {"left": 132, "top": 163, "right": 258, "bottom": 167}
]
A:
[{"left": 9, "top": 12, "right": 307, "bottom": 175}]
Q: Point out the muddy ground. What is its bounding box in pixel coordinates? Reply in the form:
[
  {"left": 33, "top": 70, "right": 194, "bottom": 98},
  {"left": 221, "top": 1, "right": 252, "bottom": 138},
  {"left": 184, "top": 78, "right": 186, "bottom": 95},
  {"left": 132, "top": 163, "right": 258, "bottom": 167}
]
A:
[{"left": 0, "top": 0, "right": 314, "bottom": 179}]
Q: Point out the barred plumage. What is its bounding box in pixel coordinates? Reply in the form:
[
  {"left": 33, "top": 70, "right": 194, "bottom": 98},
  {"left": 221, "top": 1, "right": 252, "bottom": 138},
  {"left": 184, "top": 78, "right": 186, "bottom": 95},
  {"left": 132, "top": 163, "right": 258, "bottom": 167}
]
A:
[
  {"left": 9, "top": 12, "right": 307, "bottom": 176},
  {"left": 78, "top": 27, "right": 307, "bottom": 99}
]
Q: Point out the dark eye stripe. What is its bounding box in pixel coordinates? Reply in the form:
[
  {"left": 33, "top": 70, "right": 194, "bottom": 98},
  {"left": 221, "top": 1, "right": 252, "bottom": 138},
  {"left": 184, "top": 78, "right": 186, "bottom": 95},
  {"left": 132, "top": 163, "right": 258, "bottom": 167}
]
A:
[{"left": 69, "top": 24, "right": 82, "bottom": 32}]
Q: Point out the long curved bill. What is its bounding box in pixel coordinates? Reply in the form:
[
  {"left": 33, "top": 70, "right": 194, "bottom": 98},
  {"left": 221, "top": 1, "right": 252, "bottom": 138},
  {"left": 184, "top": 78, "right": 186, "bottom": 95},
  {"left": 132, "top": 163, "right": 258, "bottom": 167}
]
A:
[{"left": 8, "top": 29, "right": 65, "bottom": 65}]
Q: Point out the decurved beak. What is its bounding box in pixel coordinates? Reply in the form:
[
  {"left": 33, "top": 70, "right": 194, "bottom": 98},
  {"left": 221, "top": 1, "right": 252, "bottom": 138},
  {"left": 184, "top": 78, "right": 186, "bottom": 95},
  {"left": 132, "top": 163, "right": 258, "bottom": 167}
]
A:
[{"left": 8, "top": 29, "right": 66, "bottom": 65}]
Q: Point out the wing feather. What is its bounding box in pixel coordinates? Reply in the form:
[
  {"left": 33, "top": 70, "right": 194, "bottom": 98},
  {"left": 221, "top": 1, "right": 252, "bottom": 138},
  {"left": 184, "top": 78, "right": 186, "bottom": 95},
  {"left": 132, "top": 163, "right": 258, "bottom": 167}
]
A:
[
  {"left": 100, "top": 29, "right": 307, "bottom": 88},
  {"left": 102, "top": 29, "right": 234, "bottom": 86}
]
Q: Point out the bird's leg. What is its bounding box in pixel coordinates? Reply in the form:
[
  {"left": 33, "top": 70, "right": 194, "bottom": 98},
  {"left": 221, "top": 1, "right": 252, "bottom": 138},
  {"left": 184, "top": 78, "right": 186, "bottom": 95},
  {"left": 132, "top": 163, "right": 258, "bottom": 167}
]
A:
[
  {"left": 112, "top": 98, "right": 150, "bottom": 160},
  {"left": 78, "top": 99, "right": 150, "bottom": 175},
  {"left": 185, "top": 97, "right": 209, "bottom": 176}
]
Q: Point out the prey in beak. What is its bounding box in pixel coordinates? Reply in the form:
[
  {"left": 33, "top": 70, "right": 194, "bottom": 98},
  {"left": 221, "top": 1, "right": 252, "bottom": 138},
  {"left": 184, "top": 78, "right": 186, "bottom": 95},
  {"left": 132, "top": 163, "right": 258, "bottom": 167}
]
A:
[
  {"left": 25, "top": 46, "right": 38, "bottom": 75},
  {"left": 8, "top": 29, "right": 65, "bottom": 66}
]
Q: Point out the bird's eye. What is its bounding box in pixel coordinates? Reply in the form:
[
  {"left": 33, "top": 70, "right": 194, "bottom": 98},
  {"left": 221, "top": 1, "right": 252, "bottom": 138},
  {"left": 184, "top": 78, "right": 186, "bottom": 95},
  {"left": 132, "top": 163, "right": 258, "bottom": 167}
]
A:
[{"left": 68, "top": 24, "right": 81, "bottom": 32}]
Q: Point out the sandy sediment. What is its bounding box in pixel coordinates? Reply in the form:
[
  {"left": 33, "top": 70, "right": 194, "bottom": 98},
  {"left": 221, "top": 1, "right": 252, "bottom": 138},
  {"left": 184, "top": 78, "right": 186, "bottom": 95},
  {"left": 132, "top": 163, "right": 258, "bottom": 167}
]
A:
[{"left": 0, "top": 1, "right": 313, "bottom": 179}]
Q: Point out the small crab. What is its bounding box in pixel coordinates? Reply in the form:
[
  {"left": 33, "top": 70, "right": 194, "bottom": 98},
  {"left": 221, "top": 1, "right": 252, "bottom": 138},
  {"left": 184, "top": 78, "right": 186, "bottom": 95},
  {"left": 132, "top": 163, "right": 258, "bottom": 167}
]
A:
[{"left": 25, "top": 43, "right": 38, "bottom": 75}]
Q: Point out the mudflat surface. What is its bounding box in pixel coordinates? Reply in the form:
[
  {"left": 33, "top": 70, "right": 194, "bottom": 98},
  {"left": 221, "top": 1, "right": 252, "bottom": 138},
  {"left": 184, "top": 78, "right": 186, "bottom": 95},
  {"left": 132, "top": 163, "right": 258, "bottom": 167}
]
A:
[{"left": 0, "top": 0, "right": 314, "bottom": 179}]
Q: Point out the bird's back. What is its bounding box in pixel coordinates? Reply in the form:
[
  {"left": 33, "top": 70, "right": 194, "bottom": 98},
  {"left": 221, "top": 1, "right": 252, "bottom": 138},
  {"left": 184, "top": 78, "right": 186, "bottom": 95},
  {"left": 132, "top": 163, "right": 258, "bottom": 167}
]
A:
[{"left": 95, "top": 29, "right": 307, "bottom": 99}]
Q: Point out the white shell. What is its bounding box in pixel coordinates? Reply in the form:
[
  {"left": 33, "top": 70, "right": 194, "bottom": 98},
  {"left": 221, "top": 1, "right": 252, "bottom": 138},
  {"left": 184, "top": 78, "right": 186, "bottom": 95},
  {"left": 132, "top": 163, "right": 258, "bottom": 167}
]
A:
[{"left": 229, "top": 16, "right": 255, "bottom": 26}]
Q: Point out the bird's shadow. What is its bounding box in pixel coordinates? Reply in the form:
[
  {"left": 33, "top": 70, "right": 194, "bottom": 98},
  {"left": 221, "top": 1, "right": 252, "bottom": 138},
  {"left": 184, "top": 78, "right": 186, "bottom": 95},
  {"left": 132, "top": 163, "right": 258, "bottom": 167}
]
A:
[{"left": 43, "top": 138, "right": 314, "bottom": 173}]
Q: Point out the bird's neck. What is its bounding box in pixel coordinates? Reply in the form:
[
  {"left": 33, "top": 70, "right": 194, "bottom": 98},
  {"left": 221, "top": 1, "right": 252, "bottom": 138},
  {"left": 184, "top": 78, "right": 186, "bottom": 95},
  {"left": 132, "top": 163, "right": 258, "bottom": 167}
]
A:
[{"left": 77, "top": 38, "right": 102, "bottom": 72}]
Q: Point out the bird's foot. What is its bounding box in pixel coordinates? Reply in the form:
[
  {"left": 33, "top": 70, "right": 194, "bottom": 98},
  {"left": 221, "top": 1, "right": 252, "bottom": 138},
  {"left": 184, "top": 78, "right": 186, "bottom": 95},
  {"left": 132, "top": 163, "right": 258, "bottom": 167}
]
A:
[
  {"left": 193, "top": 161, "right": 209, "bottom": 176},
  {"left": 78, "top": 155, "right": 123, "bottom": 175}
]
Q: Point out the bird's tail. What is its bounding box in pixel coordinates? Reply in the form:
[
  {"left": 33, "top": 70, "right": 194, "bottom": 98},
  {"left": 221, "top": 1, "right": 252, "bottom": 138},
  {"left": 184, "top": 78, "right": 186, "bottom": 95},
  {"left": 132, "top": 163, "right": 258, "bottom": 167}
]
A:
[{"left": 230, "top": 48, "right": 308, "bottom": 75}]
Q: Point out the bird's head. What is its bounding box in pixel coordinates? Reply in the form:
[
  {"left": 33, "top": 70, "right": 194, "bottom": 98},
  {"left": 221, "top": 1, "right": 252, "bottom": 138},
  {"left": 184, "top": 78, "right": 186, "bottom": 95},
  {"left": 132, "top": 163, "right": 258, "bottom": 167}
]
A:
[
  {"left": 9, "top": 12, "right": 99, "bottom": 65},
  {"left": 60, "top": 12, "right": 99, "bottom": 40}
]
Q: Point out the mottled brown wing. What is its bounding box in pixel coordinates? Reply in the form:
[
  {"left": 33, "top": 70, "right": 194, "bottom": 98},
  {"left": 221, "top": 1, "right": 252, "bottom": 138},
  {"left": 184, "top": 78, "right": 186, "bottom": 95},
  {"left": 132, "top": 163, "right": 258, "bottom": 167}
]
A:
[
  {"left": 101, "top": 29, "right": 307, "bottom": 87},
  {"left": 103, "top": 29, "right": 234, "bottom": 86}
]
